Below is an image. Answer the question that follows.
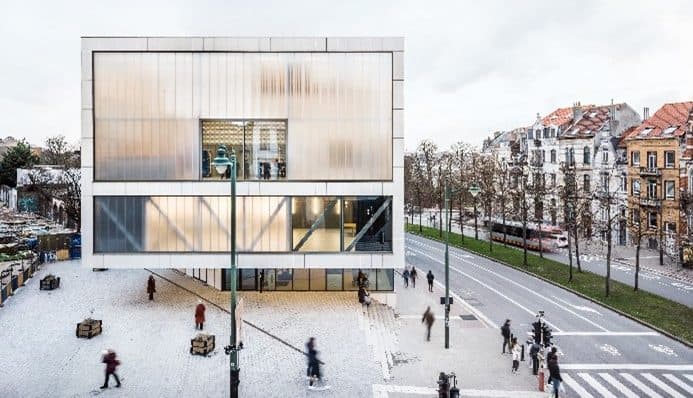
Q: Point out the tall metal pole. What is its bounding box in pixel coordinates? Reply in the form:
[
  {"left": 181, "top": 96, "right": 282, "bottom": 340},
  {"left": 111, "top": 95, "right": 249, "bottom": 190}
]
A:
[
  {"left": 444, "top": 182, "right": 450, "bottom": 349},
  {"left": 229, "top": 153, "right": 240, "bottom": 398}
]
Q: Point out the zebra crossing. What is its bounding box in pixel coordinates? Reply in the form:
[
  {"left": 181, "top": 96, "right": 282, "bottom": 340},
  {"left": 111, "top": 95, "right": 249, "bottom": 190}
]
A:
[{"left": 560, "top": 371, "right": 693, "bottom": 398}]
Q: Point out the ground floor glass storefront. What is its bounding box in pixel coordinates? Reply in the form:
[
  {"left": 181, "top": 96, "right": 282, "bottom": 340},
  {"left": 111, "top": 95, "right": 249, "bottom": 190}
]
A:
[{"left": 216, "top": 268, "right": 394, "bottom": 292}]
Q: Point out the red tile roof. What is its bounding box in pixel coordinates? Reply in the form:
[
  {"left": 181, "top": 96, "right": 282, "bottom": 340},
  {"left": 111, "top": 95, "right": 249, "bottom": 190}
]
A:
[
  {"left": 561, "top": 105, "right": 616, "bottom": 138},
  {"left": 541, "top": 105, "right": 593, "bottom": 127},
  {"left": 625, "top": 101, "right": 693, "bottom": 140}
]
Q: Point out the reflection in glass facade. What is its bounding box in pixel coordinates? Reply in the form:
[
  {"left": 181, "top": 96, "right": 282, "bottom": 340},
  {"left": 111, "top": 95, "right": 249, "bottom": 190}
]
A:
[
  {"left": 222, "top": 268, "right": 394, "bottom": 291},
  {"left": 93, "top": 52, "right": 392, "bottom": 181},
  {"left": 95, "top": 195, "right": 392, "bottom": 253},
  {"left": 202, "top": 120, "right": 287, "bottom": 180}
]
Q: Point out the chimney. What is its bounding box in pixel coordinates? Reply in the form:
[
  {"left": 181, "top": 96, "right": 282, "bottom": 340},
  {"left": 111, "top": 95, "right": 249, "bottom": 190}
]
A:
[
  {"left": 572, "top": 101, "right": 583, "bottom": 122},
  {"left": 643, "top": 107, "right": 650, "bottom": 120}
]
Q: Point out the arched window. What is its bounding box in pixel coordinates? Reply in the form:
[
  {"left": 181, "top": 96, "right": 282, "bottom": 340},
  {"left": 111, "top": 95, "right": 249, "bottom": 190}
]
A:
[{"left": 583, "top": 146, "right": 591, "bottom": 165}]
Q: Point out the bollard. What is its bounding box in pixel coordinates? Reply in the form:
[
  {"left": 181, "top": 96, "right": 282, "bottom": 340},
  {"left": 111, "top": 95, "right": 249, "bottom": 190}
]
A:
[
  {"left": 538, "top": 369, "right": 545, "bottom": 392},
  {"left": 521, "top": 343, "right": 525, "bottom": 361}
]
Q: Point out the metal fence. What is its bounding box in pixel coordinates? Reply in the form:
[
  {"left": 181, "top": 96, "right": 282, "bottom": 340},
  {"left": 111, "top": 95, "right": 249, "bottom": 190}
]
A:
[{"left": 0, "top": 255, "right": 39, "bottom": 308}]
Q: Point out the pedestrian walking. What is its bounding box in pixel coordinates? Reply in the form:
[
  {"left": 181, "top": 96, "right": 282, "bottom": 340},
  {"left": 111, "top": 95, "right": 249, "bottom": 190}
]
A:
[
  {"left": 426, "top": 270, "right": 434, "bottom": 292},
  {"left": 529, "top": 340, "right": 541, "bottom": 375},
  {"left": 147, "top": 275, "right": 156, "bottom": 301},
  {"left": 356, "top": 269, "right": 368, "bottom": 288},
  {"left": 422, "top": 306, "right": 435, "bottom": 341},
  {"left": 195, "top": 300, "right": 206, "bottom": 330},
  {"left": 358, "top": 286, "right": 372, "bottom": 311},
  {"left": 259, "top": 270, "right": 265, "bottom": 293},
  {"left": 402, "top": 268, "right": 410, "bottom": 288},
  {"left": 547, "top": 357, "right": 563, "bottom": 398},
  {"left": 100, "top": 349, "right": 121, "bottom": 389},
  {"left": 510, "top": 337, "right": 520, "bottom": 373},
  {"left": 500, "top": 319, "right": 511, "bottom": 354},
  {"left": 546, "top": 346, "right": 557, "bottom": 363},
  {"left": 410, "top": 267, "right": 417, "bottom": 288},
  {"left": 306, "top": 338, "right": 329, "bottom": 389}
]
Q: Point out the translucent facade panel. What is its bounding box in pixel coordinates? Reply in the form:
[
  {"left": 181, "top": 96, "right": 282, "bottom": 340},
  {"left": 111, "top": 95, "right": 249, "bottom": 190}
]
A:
[
  {"left": 344, "top": 269, "right": 373, "bottom": 291},
  {"left": 292, "top": 197, "right": 341, "bottom": 252},
  {"left": 376, "top": 269, "right": 394, "bottom": 291},
  {"left": 309, "top": 269, "right": 326, "bottom": 290},
  {"left": 93, "top": 53, "right": 199, "bottom": 180},
  {"left": 94, "top": 196, "right": 289, "bottom": 252},
  {"left": 94, "top": 52, "right": 391, "bottom": 181},
  {"left": 293, "top": 269, "right": 310, "bottom": 291},
  {"left": 240, "top": 269, "right": 257, "bottom": 290},
  {"left": 275, "top": 269, "right": 293, "bottom": 291},
  {"left": 326, "top": 269, "right": 343, "bottom": 291}
]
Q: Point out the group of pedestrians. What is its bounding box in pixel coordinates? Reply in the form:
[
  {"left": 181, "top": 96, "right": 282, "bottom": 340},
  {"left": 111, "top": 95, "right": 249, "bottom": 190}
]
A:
[
  {"left": 500, "top": 318, "right": 563, "bottom": 397},
  {"left": 402, "top": 266, "right": 435, "bottom": 293}
]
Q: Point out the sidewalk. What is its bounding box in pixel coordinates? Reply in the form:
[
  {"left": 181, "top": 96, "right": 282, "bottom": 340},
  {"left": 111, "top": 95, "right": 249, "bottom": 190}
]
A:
[{"left": 379, "top": 268, "right": 545, "bottom": 398}]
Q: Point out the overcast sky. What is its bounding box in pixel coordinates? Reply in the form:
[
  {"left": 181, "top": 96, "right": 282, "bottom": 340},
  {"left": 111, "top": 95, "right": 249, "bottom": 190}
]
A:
[{"left": 0, "top": 0, "right": 691, "bottom": 151}]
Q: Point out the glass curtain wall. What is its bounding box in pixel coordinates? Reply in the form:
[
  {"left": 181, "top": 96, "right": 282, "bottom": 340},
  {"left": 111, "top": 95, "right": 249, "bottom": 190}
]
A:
[
  {"left": 95, "top": 195, "right": 391, "bottom": 253},
  {"left": 222, "top": 268, "right": 394, "bottom": 292}
]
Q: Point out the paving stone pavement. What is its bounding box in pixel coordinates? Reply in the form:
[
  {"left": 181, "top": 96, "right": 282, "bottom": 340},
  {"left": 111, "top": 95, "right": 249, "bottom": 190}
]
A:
[{"left": 0, "top": 261, "right": 543, "bottom": 397}]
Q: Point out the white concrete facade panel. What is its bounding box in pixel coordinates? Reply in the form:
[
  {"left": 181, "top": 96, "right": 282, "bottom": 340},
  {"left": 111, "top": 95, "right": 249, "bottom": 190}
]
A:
[
  {"left": 393, "top": 109, "right": 404, "bottom": 138},
  {"left": 269, "top": 37, "right": 326, "bottom": 52},
  {"left": 393, "top": 80, "right": 404, "bottom": 109},
  {"left": 393, "top": 51, "right": 404, "bottom": 80},
  {"left": 147, "top": 37, "right": 204, "bottom": 51},
  {"left": 202, "top": 37, "right": 270, "bottom": 51}
]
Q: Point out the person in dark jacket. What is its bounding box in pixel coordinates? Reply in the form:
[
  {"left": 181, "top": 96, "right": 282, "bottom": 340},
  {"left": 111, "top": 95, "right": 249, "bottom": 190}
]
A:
[
  {"left": 100, "top": 349, "right": 121, "bottom": 389},
  {"left": 422, "top": 306, "right": 435, "bottom": 341},
  {"left": 402, "top": 268, "right": 410, "bottom": 288},
  {"left": 195, "top": 300, "right": 206, "bottom": 330},
  {"left": 306, "top": 338, "right": 324, "bottom": 388},
  {"left": 259, "top": 270, "right": 265, "bottom": 293},
  {"left": 501, "top": 319, "right": 511, "bottom": 354},
  {"left": 546, "top": 346, "right": 557, "bottom": 363},
  {"left": 547, "top": 357, "right": 563, "bottom": 398},
  {"left": 529, "top": 341, "right": 541, "bottom": 375},
  {"left": 147, "top": 275, "right": 156, "bottom": 301},
  {"left": 410, "top": 267, "right": 418, "bottom": 288},
  {"left": 426, "top": 270, "right": 434, "bottom": 292}
]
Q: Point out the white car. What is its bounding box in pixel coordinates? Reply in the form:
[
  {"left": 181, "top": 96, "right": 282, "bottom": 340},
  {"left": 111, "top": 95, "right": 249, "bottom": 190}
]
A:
[{"left": 556, "top": 234, "right": 569, "bottom": 248}]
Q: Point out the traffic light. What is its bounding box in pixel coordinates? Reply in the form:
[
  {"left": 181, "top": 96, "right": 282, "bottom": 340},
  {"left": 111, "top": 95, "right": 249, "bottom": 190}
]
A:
[
  {"left": 541, "top": 324, "right": 552, "bottom": 347},
  {"left": 532, "top": 321, "right": 542, "bottom": 344}
]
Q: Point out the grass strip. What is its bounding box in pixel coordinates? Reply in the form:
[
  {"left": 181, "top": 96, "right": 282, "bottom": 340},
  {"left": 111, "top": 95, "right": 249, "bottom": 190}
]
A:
[{"left": 407, "top": 223, "right": 693, "bottom": 345}]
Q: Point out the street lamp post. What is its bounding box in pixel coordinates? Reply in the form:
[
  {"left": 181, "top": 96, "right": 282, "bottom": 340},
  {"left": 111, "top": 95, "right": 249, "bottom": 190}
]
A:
[
  {"left": 213, "top": 144, "right": 240, "bottom": 398},
  {"left": 468, "top": 184, "right": 481, "bottom": 240}
]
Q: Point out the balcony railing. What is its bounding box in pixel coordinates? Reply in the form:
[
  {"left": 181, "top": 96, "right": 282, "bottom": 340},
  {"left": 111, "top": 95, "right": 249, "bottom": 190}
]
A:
[
  {"left": 639, "top": 167, "right": 661, "bottom": 176},
  {"left": 640, "top": 197, "right": 661, "bottom": 208}
]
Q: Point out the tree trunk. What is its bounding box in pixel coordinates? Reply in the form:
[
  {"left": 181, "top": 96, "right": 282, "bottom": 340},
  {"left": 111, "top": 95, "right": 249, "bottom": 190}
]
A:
[
  {"left": 634, "top": 242, "right": 640, "bottom": 291},
  {"left": 488, "top": 204, "right": 493, "bottom": 253},
  {"left": 459, "top": 199, "right": 465, "bottom": 242},
  {"left": 573, "top": 223, "right": 582, "bottom": 272},
  {"left": 605, "top": 204, "right": 612, "bottom": 297},
  {"left": 501, "top": 198, "right": 507, "bottom": 246},
  {"left": 659, "top": 220, "right": 664, "bottom": 265},
  {"left": 567, "top": 225, "right": 573, "bottom": 282},
  {"left": 418, "top": 204, "right": 422, "bottom": 233},
  {"left": 438, "top": 204, "right": 443, "bottom": 238},
  {"left": 538, "top": 219, "right": 543, "bottom": 258},
  {"left": 473, "top": 200, "right": 479, "bottom": 240}
]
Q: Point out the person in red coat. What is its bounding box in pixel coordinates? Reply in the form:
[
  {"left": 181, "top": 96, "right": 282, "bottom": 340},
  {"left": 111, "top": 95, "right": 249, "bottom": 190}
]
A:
[
  {"left": 147, "top": 275, "right": 156, "bottom": 301},
  {"left": 100, "top": 349, "right": 121, "bottom": 389},
  {"left": 195, "top": 300, "right": 206, "bottom": 330}
]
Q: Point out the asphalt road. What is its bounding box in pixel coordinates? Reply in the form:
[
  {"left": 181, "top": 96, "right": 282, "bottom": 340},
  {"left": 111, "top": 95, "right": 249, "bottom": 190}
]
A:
[
  {"left": 413, "top": 220, "right": 693, "bottom": 307},
  {"left": 406, "top": 233, "right": 693, "bottom": 398}
]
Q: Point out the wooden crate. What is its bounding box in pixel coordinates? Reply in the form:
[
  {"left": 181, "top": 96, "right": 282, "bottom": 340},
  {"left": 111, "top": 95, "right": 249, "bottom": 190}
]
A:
[
  {"left": 40, "top": 275, "right": 60, "bottom": 290},
  {"left": 190, "top": 334, "right": 215, "bottom": 355},
  {"left": 76, "top": 319, "right": 102, "bottom": 339}
]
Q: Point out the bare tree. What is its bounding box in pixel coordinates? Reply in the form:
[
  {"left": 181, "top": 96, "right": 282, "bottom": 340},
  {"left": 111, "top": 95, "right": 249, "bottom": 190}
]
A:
[
  {"left": 478, "top": 154, "right": 499, "bottom": 252},
  {"left": 510, "top": 154, "right": 530, "bottom": 266},
  {"left": 451, "top": 142, "right": 473, "bottom": 241},
  {"left": 627, "top": 200, "right": 649, "bottom": 291},
  {"left": 558, "top": 162, "right": 577, "bottom": 281},
  {"left": 593, "top": 172, "right": 622, "bottom": 297}
]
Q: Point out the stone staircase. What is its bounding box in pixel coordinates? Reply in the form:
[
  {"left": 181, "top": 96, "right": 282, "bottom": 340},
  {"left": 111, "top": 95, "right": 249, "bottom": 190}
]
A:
[{"left": 358, "top": 300, "right": 399, "bottom": 381}]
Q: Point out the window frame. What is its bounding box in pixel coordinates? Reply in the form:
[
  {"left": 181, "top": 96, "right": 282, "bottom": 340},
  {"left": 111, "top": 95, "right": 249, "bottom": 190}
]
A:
[
  {"left": 631, "top": 151, "right": 640, "bottom": 166},
  {"left": 665, "top": 180, "right": 675, "bottom": 200},
  {"left": 664, "top": 151, "right": 675, "bottom": 168}
]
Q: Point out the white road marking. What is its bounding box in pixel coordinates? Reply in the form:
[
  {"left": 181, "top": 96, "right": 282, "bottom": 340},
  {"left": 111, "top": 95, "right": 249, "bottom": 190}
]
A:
[
  {"left": 414, "top": 242, "right": 610, "bottom": 332},
  {"left": 562, "top": 374, "right": 594, "bottom": 398},
  {"left": 598, "top": 373, "right": 639, "bottom": 398},
  {"left": 642, "top": 373, "right": 687, "bottom": 398},
  {"left": 371, "top": 384, "right": 545, "bottom": 397},
  {"left": 410, "top": 248, "right": 562, "bottom": 331},
  {"left": 578, "top": 373, "right": 618, "bottom": 398},
  {"left": 562, "top": 364, "right": 693, "bottom": 371},
  {"left": 686, "top": 374, "right": 693, "bottom": 383},
  {"left": 553, "top": 331, "right": 658, "bottom": 336},
  {"left": 552, "top": 296, "right": 602, "bottom": 315},
  {"left": 649, "top": 344, "right": 678, "bottom": 357},
  {"left": 663, "top": 374, "right": 693, "bottom": 395},
  {"left": 597, "top": 343, "right": 620, "bottom": 356},
  {"left": 620, "top": 373, "right": 663, "bottom": 398},
  {"left": 431, "top": 279, "right": 497, "bottom": 329}
]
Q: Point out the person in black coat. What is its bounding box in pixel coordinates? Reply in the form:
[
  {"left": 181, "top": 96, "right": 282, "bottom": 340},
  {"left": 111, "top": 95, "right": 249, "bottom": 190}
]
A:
[
  {"left": 547, "top": 357, "right": 563, "bottom": 398},
  {"left": 529, "top": 341, "right": 541, "bottom": 375},
  {"left": 546, "top": 346, "right": 558, "bottom": 363},
  {"left": 426, "top": 270, "right": 434, "bottom": 292},
  {"left": 147, "top": 275, "right": 156, "bottom": 301},
  {"left": 500, "top": 319, "right": 511, "bottom": 354}
]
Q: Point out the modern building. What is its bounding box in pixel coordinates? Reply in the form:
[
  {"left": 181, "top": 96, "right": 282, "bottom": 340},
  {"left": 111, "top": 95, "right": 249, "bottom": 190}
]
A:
[
  {"left": 81, "top": 37, "right": 404, "bottom": 303},
  {"left": 624, "top": 101, "right": 693, "bottom": 256}
]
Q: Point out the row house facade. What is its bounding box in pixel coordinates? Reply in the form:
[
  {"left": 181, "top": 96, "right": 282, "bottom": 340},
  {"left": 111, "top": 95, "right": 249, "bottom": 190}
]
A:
[{"left": 624, "top": 102, "right": 693, "bottom": 259}]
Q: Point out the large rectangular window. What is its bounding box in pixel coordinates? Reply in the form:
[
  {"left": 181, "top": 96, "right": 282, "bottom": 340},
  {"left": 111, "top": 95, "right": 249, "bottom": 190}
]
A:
[
  {"left": 202, "top": 120, "right": 287, "bottom": 181},
  {"left": 95, "top": 195, "right": 392, "bottom": 253}
]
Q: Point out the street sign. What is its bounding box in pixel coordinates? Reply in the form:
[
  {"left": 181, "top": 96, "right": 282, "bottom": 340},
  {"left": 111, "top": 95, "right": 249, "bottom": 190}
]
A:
[
  {"left": 468, "top": 184, "right": 481, "bottom": 198},
  {"left": 440, "top": 297, "right": 454, "bottom": 305}
]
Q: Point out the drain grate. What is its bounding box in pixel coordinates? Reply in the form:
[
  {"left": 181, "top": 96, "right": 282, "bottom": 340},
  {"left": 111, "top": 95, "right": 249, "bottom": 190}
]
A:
[{"left": 460, "top": 314, "right": 477, "bottom": 321}]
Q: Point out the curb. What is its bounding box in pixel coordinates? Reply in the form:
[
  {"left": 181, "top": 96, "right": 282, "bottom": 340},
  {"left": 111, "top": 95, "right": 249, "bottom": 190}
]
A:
[{"left": 408, "top": 231, "right": 693, "bottom": 349}]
